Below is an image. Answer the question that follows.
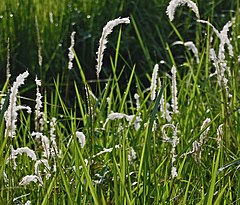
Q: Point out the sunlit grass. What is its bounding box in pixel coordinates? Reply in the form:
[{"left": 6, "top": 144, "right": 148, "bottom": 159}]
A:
[{"left": 0, "top": 0, "right": 240, "bottom": 204}]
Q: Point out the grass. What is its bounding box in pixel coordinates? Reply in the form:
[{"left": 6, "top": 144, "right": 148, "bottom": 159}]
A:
[{"left": 0, "top": 0, "right": 240, "bottom": 204}]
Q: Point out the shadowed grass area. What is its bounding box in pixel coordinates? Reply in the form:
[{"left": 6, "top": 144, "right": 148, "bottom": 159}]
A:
[{"left": 0, "top": 0, "right": 237, "bottom": 79}]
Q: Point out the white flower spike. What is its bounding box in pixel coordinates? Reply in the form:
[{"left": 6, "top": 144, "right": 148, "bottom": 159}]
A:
[
  {"left": 96, "top": 17, "right": 130, "bottom": 78},
  {"left": 4, "top": 71, "right": 29, "bottom": 138},
  {"left": 150, "top": 64, "right": 159, "bottom": 101},
  {"left": 166, "top": 0, "right": 200, "bottom": 21}
]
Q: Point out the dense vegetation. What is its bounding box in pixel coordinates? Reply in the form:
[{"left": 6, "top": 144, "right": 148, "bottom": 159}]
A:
[{"left": 0, "top": 0, "right": 240, "bottom": 204}]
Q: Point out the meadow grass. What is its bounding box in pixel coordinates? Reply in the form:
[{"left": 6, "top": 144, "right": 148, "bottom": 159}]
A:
[{"left": 0, "top": 0, "right": 240, "bottom": 204}]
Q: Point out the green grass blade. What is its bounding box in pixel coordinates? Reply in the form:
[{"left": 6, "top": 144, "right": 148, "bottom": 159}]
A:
[{"left": 207, "top": 149, "right": 221, "bottom": 205}]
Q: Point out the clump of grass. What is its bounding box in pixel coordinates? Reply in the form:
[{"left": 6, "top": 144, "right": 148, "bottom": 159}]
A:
[{"left": 0, "top": 1, "right": 240, "bottom": 204}]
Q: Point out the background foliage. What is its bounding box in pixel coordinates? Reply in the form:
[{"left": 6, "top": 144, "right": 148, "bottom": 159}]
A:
[{"left": 0, "top": 0, "right": 237, "bottom": 85}]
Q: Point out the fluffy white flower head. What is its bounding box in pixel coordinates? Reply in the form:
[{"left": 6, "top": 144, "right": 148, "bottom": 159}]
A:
[
  {"left": 68, "top": 31, "right": 76, "bottom": 70},
  {"left": 166, "top": 0, "right": 200, "bottom": 21},
  {"left": 76, "top": 131, "right": 86, "bottom": 148},
  {"left": 150, "top": 64, "right": 159, "bottom": 101},
  {"left": 19, "top": 175, "right": 43, "bottom": 186},
  {"left": 4, "top": 71, "right": 29, "bottom": 138},
  {"left": 96, "top": 17, "right": 130, "bottom": 78},
  {"left": 171, "top": 65, "right": 178, "bottom": 114}
]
